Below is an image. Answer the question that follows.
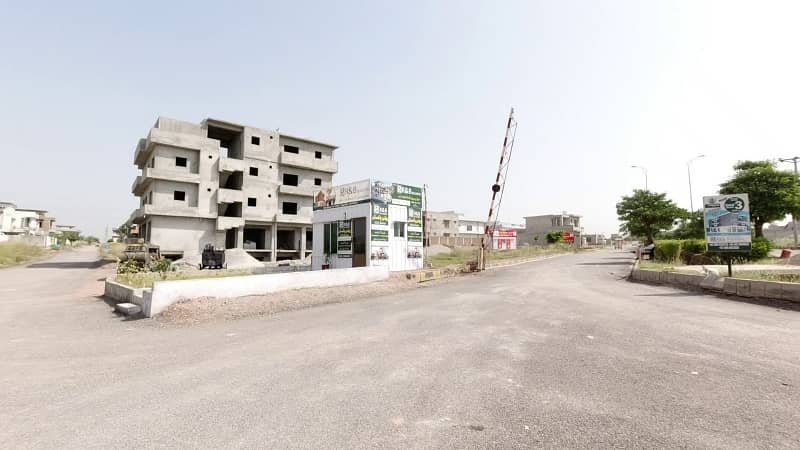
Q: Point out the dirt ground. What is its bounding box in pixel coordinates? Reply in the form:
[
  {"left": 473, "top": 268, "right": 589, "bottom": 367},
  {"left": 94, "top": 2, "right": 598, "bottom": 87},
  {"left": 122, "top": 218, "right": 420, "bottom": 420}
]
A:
[{"left": 156, "top": 274, "right": 455, "bottom": 326}]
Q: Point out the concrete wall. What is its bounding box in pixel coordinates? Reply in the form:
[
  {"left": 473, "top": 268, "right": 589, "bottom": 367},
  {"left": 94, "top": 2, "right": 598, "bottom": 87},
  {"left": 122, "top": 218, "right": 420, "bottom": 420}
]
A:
[
  {"left": 242, "top": 157, "right": 279, "bottom": 221},
  {"left": 279, "top": 135, "right": 336, "bottom": 167},
  {"left": 243, "top": 126, "right": 280, "bottom": 162},
  {"left": 148, "top": 216, "right": 218, "bottom": 256},
  {"left": 104, "top": 279, "right": 147, "bottom": 307},
  {"left": 425, "top": 211, "right": 460, "bottom": 237},
  {"left": 142, "top": 265, "right": 389, "bottom": 316},
  {"left": 152, "top": 179, "right": 199, "bottom": 209},
  {"left": 152, "top": 145, "right": 200, "bottom": 174}
]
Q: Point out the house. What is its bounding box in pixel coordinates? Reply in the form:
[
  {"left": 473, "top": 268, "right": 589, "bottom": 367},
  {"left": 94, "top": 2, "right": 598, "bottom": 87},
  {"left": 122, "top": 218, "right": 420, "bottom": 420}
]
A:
[
  {"left": 0, "top": 202, "right": 57, "bottom": 246},
  {"left": 130, "top": 117, "right": 338, "bottom": 261},
  {"left": 518, "top": 212, "right": 583, "bottom": 245}
]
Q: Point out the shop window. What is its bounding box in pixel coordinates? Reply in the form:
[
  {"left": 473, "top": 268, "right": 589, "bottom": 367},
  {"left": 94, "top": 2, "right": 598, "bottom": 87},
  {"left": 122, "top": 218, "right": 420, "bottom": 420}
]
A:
[
  {"left": 393, "top": 221, "right": 405, "bottom": 238},
  {"left": 323, "top": 222, "right": 338, "bottom": 255}
]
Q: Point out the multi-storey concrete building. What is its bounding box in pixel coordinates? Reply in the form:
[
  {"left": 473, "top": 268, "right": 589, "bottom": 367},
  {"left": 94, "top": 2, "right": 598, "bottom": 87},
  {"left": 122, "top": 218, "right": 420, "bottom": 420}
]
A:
[
  {"left": 518, "top": 212, "right": 583, "bottom": 245},
  {"left": 130, "top": 117, "right": 338, "bottom": 261}
]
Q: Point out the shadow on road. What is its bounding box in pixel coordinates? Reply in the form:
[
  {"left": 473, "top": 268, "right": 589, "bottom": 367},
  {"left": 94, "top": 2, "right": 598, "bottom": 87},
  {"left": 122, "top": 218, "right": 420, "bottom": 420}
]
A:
[
  {"left": 27, "top": 260, "right": 111, "bottom": 269},
  {"left": 575, "top": 261, "right": 633, "bottom": 266}
]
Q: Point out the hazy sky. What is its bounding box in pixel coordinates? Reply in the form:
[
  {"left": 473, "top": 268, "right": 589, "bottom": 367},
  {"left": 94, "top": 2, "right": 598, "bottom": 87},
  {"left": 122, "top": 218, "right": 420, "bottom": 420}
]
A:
[{"left": 2, "top": 1, "right": 799, "bottom": 238}]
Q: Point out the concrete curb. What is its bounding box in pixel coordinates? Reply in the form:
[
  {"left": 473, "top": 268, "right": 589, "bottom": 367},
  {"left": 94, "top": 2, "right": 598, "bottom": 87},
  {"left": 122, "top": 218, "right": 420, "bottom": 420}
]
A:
[
  {"left": 406, "top": 268, "right": 458, "bottom": 283},
  {"left": 629, "top": 267, "right": 800, "bottom": 303}
]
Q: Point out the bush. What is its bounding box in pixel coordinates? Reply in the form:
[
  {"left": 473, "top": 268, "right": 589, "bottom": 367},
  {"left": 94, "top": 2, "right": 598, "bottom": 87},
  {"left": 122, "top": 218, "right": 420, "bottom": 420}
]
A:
[
  {"left": 682, "top": 239, "right": 706, "bottom": 255},
  {"left": 747, "top": 236, "right": 771, "bottom": 261},
  {"left": 654, "top": 240, "right": 682, "bottom": 262},
  {"left": 116, "top": 259, "right": 143, "bottom": 274}
]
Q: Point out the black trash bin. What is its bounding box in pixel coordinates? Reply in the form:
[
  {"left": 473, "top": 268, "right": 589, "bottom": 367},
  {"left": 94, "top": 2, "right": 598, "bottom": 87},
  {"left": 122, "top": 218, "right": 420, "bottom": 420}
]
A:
[{"left": 200, "top": 244, "right": 226, "bottom": 269}]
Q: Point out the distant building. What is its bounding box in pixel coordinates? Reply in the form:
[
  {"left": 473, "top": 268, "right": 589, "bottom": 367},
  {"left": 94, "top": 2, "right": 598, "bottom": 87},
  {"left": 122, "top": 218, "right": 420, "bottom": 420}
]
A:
[
  {"left": 0, "top": 202, "right": 57, "bottom": 246},
  {"left": 519, "top": 212, "right": 583, "bottom": 245},
  {"left": 424, "top": 211, "right": 460, "bottom": 237},
  {"left": 458, "top": 217, "right": 485, "bottom": 236}
]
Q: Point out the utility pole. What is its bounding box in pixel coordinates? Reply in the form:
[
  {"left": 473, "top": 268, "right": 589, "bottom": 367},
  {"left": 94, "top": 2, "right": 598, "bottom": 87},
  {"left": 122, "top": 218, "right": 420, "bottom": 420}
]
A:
[
  {"left": 422, "top": 184, "right": 429, "bottom": 264},
  {"left": 479, "top": 107, "right": 517, "bottom": 270},
  {"left": 687, "top": 154, "right": 705, "bottom": 212},
  {"left": 779, "top": 156, "right": 799, "bottom": 248},
  {"left": 630, "top": 165, "right": 648, "bottom": 191}
]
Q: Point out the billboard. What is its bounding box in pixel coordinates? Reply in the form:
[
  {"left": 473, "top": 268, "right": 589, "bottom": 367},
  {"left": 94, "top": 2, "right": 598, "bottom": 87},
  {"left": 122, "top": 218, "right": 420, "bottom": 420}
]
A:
[
  {"left": 703, "top": 194, "right": 751, "bottom": 252},
  {"left": 315, "top": 180, "right": 423, "bottom": 210}
]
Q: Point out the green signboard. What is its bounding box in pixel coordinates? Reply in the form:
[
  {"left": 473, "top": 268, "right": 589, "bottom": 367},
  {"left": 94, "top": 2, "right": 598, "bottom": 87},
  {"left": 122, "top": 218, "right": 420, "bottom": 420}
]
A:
[
  {"left": 372, "top": 201, "right": 388, "bottom": 226},
  {"left": 337, "top": 220, "right": 352, "bottom": 257},
  {"left": 392, "top": 183, "right": 423, "bottom": 209},
  {"left": 408, "top": 207, "right": 422, "bottom": 228},
  {"left": 408, "top": 231, "right": 423, "bottom": 242},
  {"left": 371, "top": 229, "right": 389, "bottom": 242}
]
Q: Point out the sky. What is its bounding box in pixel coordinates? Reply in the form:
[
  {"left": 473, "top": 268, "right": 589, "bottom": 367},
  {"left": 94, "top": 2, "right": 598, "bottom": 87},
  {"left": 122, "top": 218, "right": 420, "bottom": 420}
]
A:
[{"left": 1, "top": 0, "right": 799, "bottom": 239}]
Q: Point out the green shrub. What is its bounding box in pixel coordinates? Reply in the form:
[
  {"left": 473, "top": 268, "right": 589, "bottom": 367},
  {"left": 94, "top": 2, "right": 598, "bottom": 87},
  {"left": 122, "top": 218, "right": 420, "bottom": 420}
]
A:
[
  {"left": 654, "top": 240, "right": 682, "bottom": 262},
  {"left": 682, "top": 239, "right": 706, "bottom": 255},
  {"left": 747, "top": 236, "right": 771, "bottom": 261},
  {"left": 116, "top": 259, "right": 143, "bottom": 274}
]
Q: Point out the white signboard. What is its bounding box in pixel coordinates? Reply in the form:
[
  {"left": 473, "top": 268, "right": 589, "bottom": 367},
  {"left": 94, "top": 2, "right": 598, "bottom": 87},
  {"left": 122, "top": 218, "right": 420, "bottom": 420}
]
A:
[{"left": 703, "top": 193, "right": 752, "bottom": 252}]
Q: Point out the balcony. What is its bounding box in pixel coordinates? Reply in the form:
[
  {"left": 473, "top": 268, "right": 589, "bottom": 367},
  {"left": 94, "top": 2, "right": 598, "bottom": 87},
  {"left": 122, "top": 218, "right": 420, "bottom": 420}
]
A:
[
  {"left": 275, "top": 213, "right": 312, "bottom": 225},
  {"left": 217, "top": 216, "right": 244, "bottom": 231},
  {"left": 134, "top": 128, "right": 207, "bottom": 167},
  {"left": 278, "top": 184, "right": 316, "bottom": 197},
  {"left": 129, "top": 205, "right": 215, "bottom": 223},
  {"left": 279, "top": 152, "right": 338, "bottom": 173},
  {"left": 219, "top": 157, "right": 245, "bottom": 173},
  {"left": 131, "top": 168, "right": 201, "bottom": 195},
  {"left": 217, "top": 188, "right": 244, "bottom": 204}
]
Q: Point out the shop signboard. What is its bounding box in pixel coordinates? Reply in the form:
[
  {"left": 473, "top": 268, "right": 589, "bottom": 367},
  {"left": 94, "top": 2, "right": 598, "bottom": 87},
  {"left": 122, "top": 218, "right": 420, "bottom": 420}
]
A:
[
  {"left": 408, "top": 207, "right": 422, "bottom": 228},
  {"left": 703, "top": 194, "right": 751, "bottom": 252},
  {"left": 337, "top": 220, "right": 352, "bottom": 257},
  {"left": 371, "top": 229, "right": 389, "bottom": 241},
  {"left": 314, "top": 179, "right": 371, "bottom": 210},
  {"left": 392, "top": 183, "right": 423, "bottom": 209},
  {"left": 408, "top": 231, "right": 423, "bottom": 242},
  {"left": 371, "top": 202, "right": 388, "bottom": 226}
]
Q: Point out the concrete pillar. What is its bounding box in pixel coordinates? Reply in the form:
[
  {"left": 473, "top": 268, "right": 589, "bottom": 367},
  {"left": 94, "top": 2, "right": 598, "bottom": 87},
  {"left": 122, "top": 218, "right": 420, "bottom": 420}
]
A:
[
  {"left": 270, "top": 223, "right": 277, "bottom": 262},
  {"left": 300, "top": 226, "right": 307, "bottom": 258},
  {"left": 236, "top": 227, "right": 244, "bottom": 249}
]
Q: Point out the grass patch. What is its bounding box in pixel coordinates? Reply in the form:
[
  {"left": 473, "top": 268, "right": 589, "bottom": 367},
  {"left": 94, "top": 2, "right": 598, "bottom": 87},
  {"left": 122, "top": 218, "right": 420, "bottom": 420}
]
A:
[
  {"left": 0, "top": 241, "right": 45, "bottom": 267},
  {"left": 639, "top": 260, "right": 683, "bottom": 272},
  {"left": 115, "top": 269, "right": 252, "bottom": 288},
  {"left": 427, "top": 244, "right": 575, "bottom": 269},
  {"left": 730, "top": 271, "right": 800, "bottom": 283}
]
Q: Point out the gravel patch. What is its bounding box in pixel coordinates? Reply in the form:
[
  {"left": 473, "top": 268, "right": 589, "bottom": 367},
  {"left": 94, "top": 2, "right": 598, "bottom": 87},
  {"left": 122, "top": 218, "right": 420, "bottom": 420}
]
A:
[{"left": 157, "top": 275, "right": 431, "bottom": 326}]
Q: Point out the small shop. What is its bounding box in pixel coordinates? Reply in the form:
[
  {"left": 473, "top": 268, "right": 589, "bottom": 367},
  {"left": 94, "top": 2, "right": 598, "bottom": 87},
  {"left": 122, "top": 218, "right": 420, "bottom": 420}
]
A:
[
  {"left": 491, "top": 229, "right": 517, "bottom": 250},
  {"left": 311, "top": 179, "right": 424, "bottom": 271}
]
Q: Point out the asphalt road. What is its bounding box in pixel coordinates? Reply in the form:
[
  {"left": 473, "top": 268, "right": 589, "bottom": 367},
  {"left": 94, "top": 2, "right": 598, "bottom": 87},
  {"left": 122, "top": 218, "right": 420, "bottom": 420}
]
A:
[{"left": 1, "top": 247, "right": 799, "bottom": 449}]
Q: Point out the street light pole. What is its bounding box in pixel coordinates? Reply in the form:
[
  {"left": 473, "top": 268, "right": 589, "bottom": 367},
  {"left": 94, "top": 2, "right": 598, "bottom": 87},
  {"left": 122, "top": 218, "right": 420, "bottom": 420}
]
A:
[
  {"left": 779, "top": 156, "right": 799, "bottom": 248},
  {"left": 686, "top": 154, "right": 705, "bottom": 212},
  {"left": 630, "top": 165, "right": 648, "bottom": 190}
]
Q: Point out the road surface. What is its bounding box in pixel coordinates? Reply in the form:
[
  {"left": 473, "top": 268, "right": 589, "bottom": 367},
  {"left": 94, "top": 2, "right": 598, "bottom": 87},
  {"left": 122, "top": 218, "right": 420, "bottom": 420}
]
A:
[{"left": 1, "top": 247, "right": 799, "bottom": 448}]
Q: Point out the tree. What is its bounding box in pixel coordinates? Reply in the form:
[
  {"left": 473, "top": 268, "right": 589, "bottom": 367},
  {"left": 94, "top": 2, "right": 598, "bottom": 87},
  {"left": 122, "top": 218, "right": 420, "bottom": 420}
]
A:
[
  {"left": 82, "top": 235, "right": 99, "bottom": 244},
  {"left": 719, "top": 160, "right": 800, "bottom": 238},
  {"left": 545, "top": 231, "right": 563, "bottom": 243},
  {"left": 664, "top": 210, "right": 705, "bottom": 239},
  {"left": 616, "top": 190, "right": 687, "bottom": 244}
]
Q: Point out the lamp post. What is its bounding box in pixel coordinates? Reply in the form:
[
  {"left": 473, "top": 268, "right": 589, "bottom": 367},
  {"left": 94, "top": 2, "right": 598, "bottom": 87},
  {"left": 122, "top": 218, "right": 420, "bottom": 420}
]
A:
[
  {"left": 630, "top": 165, "right": 648, "bottom": 191},
  {"left": 779, "top": 157, "right": 799, "bottom": 248},
  {"left": 686, "top": 154, "right": 705, "bottom": 212}
]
